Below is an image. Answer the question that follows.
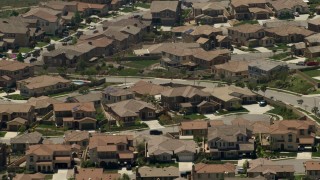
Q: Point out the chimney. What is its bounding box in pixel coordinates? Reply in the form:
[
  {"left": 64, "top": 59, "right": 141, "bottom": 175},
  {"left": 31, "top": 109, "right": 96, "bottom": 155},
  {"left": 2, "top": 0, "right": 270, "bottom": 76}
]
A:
[{"left": 88, "top": 41, "right": 92, "bottom": 45}]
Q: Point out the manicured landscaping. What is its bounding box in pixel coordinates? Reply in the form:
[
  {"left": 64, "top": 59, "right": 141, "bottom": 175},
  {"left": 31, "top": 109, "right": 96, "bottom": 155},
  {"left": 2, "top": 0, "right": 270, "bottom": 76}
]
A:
[
  {"left": 5, "top": 94, "right": 28, "bottom": 100},
  {"left": 108, "top": 68, "right": 141, "bottom": 76},
  {"left": 35, "top": 129, "right": 65, "bottom": 136},
  {"left": 234, "top": 20, "right": 258, "bottom": 26},
  {"left": 135, "top": 2, "right": 150, "bottom": 8},
  {"left": 120, "top": 7, "right": 137, "bottom": 13},
  {"left": 36, "top": 41, "right": 49, "bottom": 47},
  {"left": 268, "top": 43, "right": 289, "bottom": 51},
  {"left": 124, "top": 60, "right": 160, "bottom": 69},
  {"left": 184, "top": 113, "right": 206, "bottom": 120},
  {"left": 302, "top": 69, "right": 320, "bottom": 78},
  {"left": 0, "top": 131, "right": 7, "bottom": 137},
  {"left": 19, "top": 47, "right": 33, "bottom": 53},
  {"left": 312, "top": 151, "right": 320, "bottom": 157},
  {"left": 294, "top": 175, "right": 306, "bottom": 180},
  {"left": 0, "top": 0, "right": 44, "bottom": 7},
  {"left": 267, "top": 105, "right": 300, "bottom": 119},
  {"left": 270, "top": 52, "right": 291, "bottom": 60},
  {"left": 216, "top": 107, "right": 249, "bottom": 115},
  {"left": 104, "top": 123, "right": 149, "bottom": 132}
]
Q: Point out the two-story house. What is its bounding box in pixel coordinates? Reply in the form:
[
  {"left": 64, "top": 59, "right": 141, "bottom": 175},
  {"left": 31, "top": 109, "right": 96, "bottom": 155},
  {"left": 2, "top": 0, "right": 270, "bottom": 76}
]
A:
[
  {"left": 17, "top": 75, "right": 71, "bottom": 97},
  {"left": 230, "top": 0, "right": 272, "bottom": 20},
  {"left": 64, "top": 131, "right": 90, "bottom": 149},
  {"left": 150, "top": 1, "right": 181, "bottom": 26},
  {"left": 53, "top": 102, "right": 96, "bottom": 130},
  {"left": 228, "top": 24, "right": 274, "bottom": 47},
  {"left": 304, "top": 161, "right": 320, "bottom": 180},
  {"left": 192, "top": 163, "right": 236, "bottom": 180},
  {"left": 26, "top": 144, "right": 73, "bottom": 172},
  {"left": 180, "top": 121, "right": 209, "bottom": 138},
  {"left": 137, "top": 166, "right": 179, "bottom": 180},
  {"left": 88, "top": 134, "right": 134, "bottom": 166},
  {"left": 10, "top": 132, "right": 43, "bottom": 152},
  {"left": 207, "top": 125, "right": 254, "bottom": 159},
  {"left": 102, "top": 86, "right": 134, "bottom": 104},
  {"left": 161, "top": 86, "right": 211, "bottom": 113},
  {"left": 268, "top": 120, "right": 316, "bottom": 151},
  {"left": 193, "top": 2, "right": 227, "bottom": 25},
  {"left": 269, "top": 0, "right": 308, "bottom": 18},
  {"left": 248, "top": 60, "right": 288, "bottom": 80},
  {"left": 265, "top": 25, "right": 315, "bottom": 43},
  {"left": 0, "top": 60, "right": 34, "bottom": 88}
]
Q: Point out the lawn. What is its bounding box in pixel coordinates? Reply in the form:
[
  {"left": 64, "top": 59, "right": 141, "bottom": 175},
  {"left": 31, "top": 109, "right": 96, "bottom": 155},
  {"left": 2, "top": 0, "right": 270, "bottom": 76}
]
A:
[
  {"left": 302, "top": 69, "right": 320, "bottom": 78},
  {"left": 108, "top": 68, "right": 141, "bottom": 76},
  {"left": 135, "top": 2, "right": 150, "bottom": 8},
  {"left": 120, "top": 7, "right": 137, "bottom": 13},
  {"left": 184, "top": 113, "right": 206, "bottom": 120},
  {"left": 5, "top": 94, "right": 28, "bottom": 100},
  {"left": 104, "top": 123, "right": 148, "bottom": 132},
  {"left": 45, "top": 174, "right": 53, "bottom": 180},
  {"left": 125, "top": 60, "right": 160, "bottom": 69},
  {"left": 35, "top": 129, "right": 65, "bottom": 136},
  {"left": 36, "top": 41, "right": 49, "bottom": 47},
  {"left": 267, "top": 105, "right": 300, "bottom": 119},
  {"left": 36, "top": 123, "right": 56, "bottom": 129},
  {"left": 294, "top": 175, "right": 306, "bottom": 180},
  {"left": 49, "top": 36, "right": 61, "bottom": 41},
  {"left": 234, "top": 20, "right": 258, "bottom": 26},
  {"left": 216, "top": 107, "right": 249, "bottom": 115},
  {"left": 270, "top": 52, "right": 290, "bottom": 60},
  {"left": 268, "top": 43, "right": 289, "bottom": 51},
  {"left": 19, "top": 47, "right": 33, "bottom": 53},
  {"left": 0, "top": 131, "right": 7, "bottom": 137},
  {"left": 312, "top": 151, "right": 320, "bottom": 157}
]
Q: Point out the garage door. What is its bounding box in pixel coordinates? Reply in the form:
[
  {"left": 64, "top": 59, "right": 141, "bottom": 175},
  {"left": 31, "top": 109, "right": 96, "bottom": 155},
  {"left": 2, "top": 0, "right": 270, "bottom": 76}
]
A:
[
  {"left": 81, "top": 123, "right": 95, "bottom": 130},
  {"left": 178, "top": 154, "right": 194, "bottom": 162}
]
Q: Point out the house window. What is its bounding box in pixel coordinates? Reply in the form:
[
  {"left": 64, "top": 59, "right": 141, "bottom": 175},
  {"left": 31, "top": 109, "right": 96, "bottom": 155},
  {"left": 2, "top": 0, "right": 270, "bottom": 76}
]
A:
[
  {"left": 30, "top": 156, "right": 34, "bottom": 162},
  {"left": 288, "top": 134, "right": 292, "bottom": 142},
  {"left": 288, "top": 145, "right": 293, "bottom": 149},
  {"left": 300, "top": 129, "right": 304, "bottom": 135},
  {"left": 148, "top": 112, "right": 153, "bottom": 117}
]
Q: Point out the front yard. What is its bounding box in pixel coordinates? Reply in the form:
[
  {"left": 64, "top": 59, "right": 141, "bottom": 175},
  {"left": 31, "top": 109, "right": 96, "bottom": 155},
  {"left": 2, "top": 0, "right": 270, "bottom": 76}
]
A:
[
  {"left": 124, "top": 60, "right": 159, "bottom": 69},
  {"left": 270, "top": 52, "right": 291, "bottom": 60},
  {"left": 135, "top": 2, "right": 150, "bottom": 8},
  {"left": 267, "top": 105, "right": 300, "bottom": 119},
  {"left": 216, "top": 107, "right": 249, "bottom": 115},
  {"left": 19, "top": 47, "right": 33, "bottom": 53},
  {"left": 5, "top": 94, "right": 28, "bottom": 100},
  {"left": 0, "top": 131, "right": 7, "bottom": 137}
]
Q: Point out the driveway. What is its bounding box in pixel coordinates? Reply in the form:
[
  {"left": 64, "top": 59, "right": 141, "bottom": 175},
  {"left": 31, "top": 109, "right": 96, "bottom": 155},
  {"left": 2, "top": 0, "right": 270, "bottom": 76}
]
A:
[
  {"left": 294, "top": 14, "right": 309, "bottom": 21},
  {"left": 143, "top": 120, "right": 164, "bottom": 130},
  {"left": 179, "top": 162, "right": 193, "bottom": 174},
  {"left": 0, "top": 132, "right": 18, "bottom": 144},
  {"left": 118, "top": 167, "right": 135, "bottom": 179},
  {"left": 52, "top": 169, "right": 73, "bottom": 180},
  {"left": 296, "top": 152, "right": 312, "bottom": 159},
  {"left": 232, "top": 48, "right": 249, "bottom": 54},
  {"left": 242, "top": 104, "right": 273, "bottom": 114},
  {"left": 254, "top": 47, "right": 271, "bottom": 53}
]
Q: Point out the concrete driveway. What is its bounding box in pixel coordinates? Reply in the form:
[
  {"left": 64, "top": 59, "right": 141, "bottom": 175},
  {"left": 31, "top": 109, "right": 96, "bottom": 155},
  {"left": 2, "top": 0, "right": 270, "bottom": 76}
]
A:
[
  {"left": 296, "top": 152, "right": 312, "bottom": 159},
  {"left": 53, "top": 169, "right": 73, "bottom": 180},
  {"left": 254, "top": 47, "right": 271, "bottom": 53},
  {"left": 242, "top": 104, "right": 273, "bottom": 114},
  {"left": 294, "top": 14, "right": 309, "bottom": 21},
  {"left": 143, "top": 120, "right": 164, "bottom": 130},
  {"left": 179, "top": 162, "right": 193, "bottom": 174},
  {"left": 0, "top": 132, "right": 18, "bottom": 144}
]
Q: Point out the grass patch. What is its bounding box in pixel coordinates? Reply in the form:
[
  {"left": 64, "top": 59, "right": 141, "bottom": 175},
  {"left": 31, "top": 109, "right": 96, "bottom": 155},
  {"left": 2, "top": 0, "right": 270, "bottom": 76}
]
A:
[
  {"left": 270, "top": 52, "right": 290, "bottom": 60},
  {"left": 45, "top": 174, "right": 53, "bottom": 180},
  {"left": 184, "top": 113, "right": 206, "bottom": 120},
  {"left": 268, "top": 43, "right": 289, "bottom": 51},
  {"left": 312, "top": 151, "right": 320, "bottom": 157},
  {"left": 120, "top": 7, "right": 137, "bottom": 12},
  {"left": 36, "top": 124, "right": 56, "bottom": 129},
  {"left": 0, "top": 131, "right": 7, "bottom": 137},
  {"left": 19, "top": 47, "right": 33, "bottom": 53},
  {"left": 310, "top": 115, "right": 320, "bottom": 123},
  {"left": 35, "top": 128, "right": 65, "bottom": 136},
  {"left": 135, "top": 2, "right": 150, "bottom": 8},
  {"left": 36, "top": 41, "right": 49, "bottom": 47},
  {"left": 104, "top": 123, "right": 148, "bottom": 132},
  {"left": 0, "top": 7, "right": 30, "bottom": 18},
  {"left": 5, "top": 94, "right": 28, "bottom": 100},
  {"left": 48, "top": 35, "right": 61, "bottom": 41},
  {"left": 216, "top": 107, "right": 249, "bottom": 115},
  {"left": 108, "top": 68, "right": 141, "bottom": 76},
  {"left": 124, "top": 60, "right": 159, "bottom": 69},
  {"left": 0, "top": 0, "right": 49, "bottom": 7},
  {"left": 302, "top": 69, "right": 320, "bottom": 78},
  {"left": 267, "top": 105, "right": 300, "bottom": 119},
  {"left": 234, "top": 20, "right": 259, "bottom": 26}
]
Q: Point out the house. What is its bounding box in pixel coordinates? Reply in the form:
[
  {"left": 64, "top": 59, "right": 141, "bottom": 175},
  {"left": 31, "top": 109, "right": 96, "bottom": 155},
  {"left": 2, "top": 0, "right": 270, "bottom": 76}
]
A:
[
  {"left": 26, "top": 144, "right": 73, "bottom": 172},
  {"left": 67, "top": 92, "right": 102, "bottom": 108},
  {"left": 102, "top": 19, "right": 151, "bottom": 33},
  {"left": 0, "top": 104, "right": 35, "bottom": 131},
  {"left": 13, "top": 173, "right": 46, "bottom": 180},
  {"left": 248, "top": 60, "right": 288, "bottom": 80},
  {"left": 247, "top": 158, "right": 295, "bottom": 179},
  {"left": 10, "top": 132, "right": 43, "bottom": 152},
  {"left": 230, "top": 0, "right": 272, "bottom": 20},
  {"left": 64, "top": 131, "right": 90, "bottom": 149},
  {"left": 304, "top": 46, "right": 320, "bottom": 58},
  {"left": 308, "top": 18, "right": 320, "bottom": 32},
  {"left": 130, "top": 80, "right": 171, "bottom": 96},
  {"left": 0, "top": 143, "right": 6, "bottom": 169},
  {"left": 0, "top": 18, "right": 31, "bottom": 50},
  {"left": 268, "top": 120, "right": 316, "bottom": 151},
  {"left": 75, "top": 168, "right": 120, "bottom": 180},
  {"left": 137, "top": 166, "right": 180, "bottom": 180},
  {"left": 228, "top": 24, "right": 273, "bottom": 47},
  {"left": 77, "top": 2, "right": 108, "bottom": 17},
  {"left": 105, "top": 99, "right": 157, "bottom": 125},
  {"left": 17, "top": 75, "right": 71, "bottom": 97},
  {"left": 88, "top": 134, "right": 134, "bottom": 166},
  {"left": 192, "top": 163, "right": 236, "bottom": 180},
  {"left": 179, "top": 120, "right": 209, "bottom": 137},
  {"left": 135, "top": 42, "right": 200, "bottom": 56},
  {"left": 102, "top": 86, "right": 134, "bottom": 104},
  {"left": 291, "top": 42, "right": 306, "bottom": 56},
  {"left": 0, "top": 60, "right": 34, "bottom": 88},
  {"left": 305, "top": 33, "right": 320, "bottom": 47},
  {"left": 304, "top": 161, "right": 320, "bottom": 180},
  {"left": 23, "top": 7, "right": 63, "bottom": 35},
  {"left": 265, "top": 25, "right": 314, "bottom": 43},
  {"left": 269, "top": 0, "right": 308, "bottom": 18},
  {"left": 192, "top": 2, "right": 227, "bottom": 25},
  {"left": 146, "top": 138, "right": 196, "bottom": 162},
  {"left": 213, "top": 60, "right": 250, "bottom": 80},
  {"left": 192, "top": 49, "right": 231, "bottom": 68},
  {"left": 107, "top": 25, "right": 143, "bottom": 44},
  {"left": 53, "top": 102, "right": 96, "bottom": 130},
  {"left": 207, "top": 125, "right": 254, "bottom": 159},
  {"left": 161, "top": 86, "right": 211, "bottom": 113},
  {"left": 27, "top": 96, "right": 61, "bottom": 116},
  {"left": 150, "top": 1, "right": 181, "bottom": 26}
]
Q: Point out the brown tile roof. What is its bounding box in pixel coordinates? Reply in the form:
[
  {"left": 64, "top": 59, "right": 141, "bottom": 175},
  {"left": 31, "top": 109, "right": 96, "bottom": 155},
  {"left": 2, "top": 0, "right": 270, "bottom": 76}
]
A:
[
  {"left": 231, "top": 0, "right": 266, "bottom": 7},
  {"left": 138, "top": 166, "right": 179, "bottom": 178},
  {"left": 23, "top": 7, "right": 59, "bottom": 22},
  {"left": 130, "top": 80, "right": 171, "bottom": 96},
  {"left": 306, "top": 45, "right": 320, "bottom": 53},
  {"left": 228, "top": 24, "right": 264, "bottom": 33},
  {"left": 26, "top": 144, "right": 72, "bottom": 155},
  {"left": 88, "top": 134, "right": 133, "bottom": 150},
  {"left": 214, "top": 60, "right": 249, "bottom": 73},
  {"left": 270, "top": 120, "right": 315, "bottom": 134},
  {"left": 196, "top": 37, "right": 210, "bottom": 44},
  {"left": 106, "top": 99, "right": 156, "bottom": 118},
  {"left": 11, "top": 132, "right": 42, "bottom": 144},
  {"left": 76, "top": 168, "right": 120, "bottom": 180},
  {"left": 41, "top": 1, "right": 77, "bottom": 11},
  {"left": 53, "top": 102, "right": 95, "bottom": 112},
  {"left": 7, "top": 117, "right": 28, "bottom": 125},
  {"left": 189, "top": 25, "right": 222, "bottom": 36},
  {"left": 305, "top": 161, "right": 320, "bottom": 171},
  {"left": 18, "top": 75, "right": 70, "bottom": 89},
  {"left": 266, "top": 25, "right": 315, "bottom": 37},
  {"left": 102, "top": 19, "right": 151, "bottom": 30},
  {"left": 0, "top": 60, "right": 32, "bottom": 71},
  {"left": 150, "top": 1, "right": 179, "bottom": 13},
  {"left": 77, "top": 2, "right": 107, "bottom": 12},
  {"left": 208, "top": 125, "right": 250, "bottom": 142},
  {"left": 180, "top": 121, "right": 208, "bottom": 130},
  {"left": 209, "top": 120, "right": 225, "bottom": 126},
  {"left": 192, "top": 2, "right": 225, "bottom": 11},
  {"left": 161, "top": 86, "right": 210, "bottom": 98},
  {"left": 193, "top": 49, "right": 230, "bottom": 62},
  {"left": 270, "top": 0, "right": 307, "bottom": 11},
  {"left": 0, "top": 19, "right": 30, "bottom": 34},
  {"left": 194, "top": 163, "right": 235, "bottom": 173},
  {"left": 309, "top": 18, "right": 320, "bottom": 25},
  {"left": 13, "top": 173, "right": 46, "bottom": 180},
  {"left": 64, "top": 131, "right": 90, "bottom": 142},
  {"left": 78, "top": 37, "right": 113, "bottom": 48},
  {"left": 0, "top": 103, "right": 33, "bottom": 113},
  {"left": 27, "top": 96, "right": 61, "bottom": 109},
  {"left": 103, "top": 86, "right": 133, "bottom": 96},
  {"left": 248, "top": 164, "right": 294, "bottom": 173},
  {"left": 305, "top": 33, "right": 320, "bottom": 43}
]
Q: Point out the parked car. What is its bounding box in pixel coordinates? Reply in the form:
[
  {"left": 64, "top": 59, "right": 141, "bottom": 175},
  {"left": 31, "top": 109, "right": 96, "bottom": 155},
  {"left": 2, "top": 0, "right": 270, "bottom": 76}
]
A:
[
  {"left": 133, "top": 15, "right": 141, "bottom": 18},
  {"left": 150, "top": 130, "right": 163, "bottom": 135},
  {"left": 294, "top": 12, "right": 300, "bottom": 17},
  {"left": 237, "top": 167, "right": 245, "bottom": 174},
  {"left": 296, "top": 61, "right": 305, "bottom": 66},
  {"left": 30, "top": 58, "right": 37, "bottom": 63},
  {"left": 88, "top": 25, "right": 96, "bottom": 30},
  {"left": 258, "top": 100, "right": 267, "bottom": 107},
  {"left": 306, "top": 61, "right": 319, "bottom": 66}
]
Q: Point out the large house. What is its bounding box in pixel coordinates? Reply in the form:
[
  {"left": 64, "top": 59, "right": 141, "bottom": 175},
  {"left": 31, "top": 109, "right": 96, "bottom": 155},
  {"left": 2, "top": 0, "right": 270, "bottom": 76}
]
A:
[
  {"left": 53, "top": 102, "right": 96, "bottom": 130},
  {"left": 10, "top": 132, "right": 43, "bottom": 152},
  {"left": 102, "top": 86, "right": 134, "bottom": 104},
  {"left": 265, "top": 25, "right": 315, "bottom": 43},
  {"left": 17, "top": 75, "right": 71, "bottom": 97},
  {"left": 137, "top": 166, "right": 180, "bottom": 180},
  {"left": 27, "top": 96, "right": 61, "bottom": 116},
  {"left": 269, "top": 0, "right": 308, "bottom": 18},
  {"left": 150, "top": 1, "right": 181, "bottom": 26},
  {"left": 192, "top": 2, "right": 227, "bottom": 25},
  {"left": 248, "top": 60, "right": 288, "bottom": 80},
  {"left": 304, "top": 161, "right": 320, "bottom": 180},
  {"left": 207, "top": 125, "right": 254, "bottom": 159},
  {"left": 64, "top": 131, "right": 90, "bottom": 149},
  {"left": 26, "top": 144, "right": 73, "bottom": 172},
  {"left": 88, "top": 134, "right": 135, "bottom": 166},
  {"left": 230, "top": 0, "right": 272, "bottom": 20},
  {"left": 180, "top": 121, "right": 209, "bottom": 138},
  {"left": 75, "top": 168, "right": 120, "bottom": 180},
  {"left": 0, "top": 60, "right": 34, "bottom": 88},
  {"left": 192, "top": 163, "right": 236, "bottom": 180},
  {"left": 213, "top": 60, "right": 250, "bottom": 80},
  {"left": 308, "top": 18, "right": 320, "bottom": 33},
  {"left": 130, "top": 80, "right": 171, "bottom": 97}
]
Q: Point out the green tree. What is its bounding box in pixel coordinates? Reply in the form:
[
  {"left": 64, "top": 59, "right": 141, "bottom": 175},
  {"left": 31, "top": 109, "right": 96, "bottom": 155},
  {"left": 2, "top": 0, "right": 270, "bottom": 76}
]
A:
[
  {"left": 312, "top": 106, "right": 319, "bottom": 115},
  {"left": 235, "top": 81, "right": 245, "bottom": 88},
  {"left": 17, "top": 53, "right": 24, "bottom": 62},
  {"left": 95, "top": 108, "right": 105, "bottom": 122},
  {"left": 10, "top": 10, "right": 19, "bottom": 16},
  {"left": 71, "top": 36, "right": 77, "bottom": 45},
  {"left": 81, "top": 160, "right": 95, "bottom": 168},
  {"left": 78, "top": 86, "right": 90, "bottom": 95},
  {"left": 119, "top": 174, "right": 130, "bottom": 180},
  {"left": 76, "top": 59, "right": 86, "bottom": 71},
  {"left": 57, "top": 66, "right": 67, "bottom": 76},
  {"left": 260, "top": 84, "right": 267, "bottom": 97},
  {"left": 74, "top": 11, "right": 82, "bottom": 24},
  {"left": 243, "top": 160, "right": 249, "bottom": 174}
]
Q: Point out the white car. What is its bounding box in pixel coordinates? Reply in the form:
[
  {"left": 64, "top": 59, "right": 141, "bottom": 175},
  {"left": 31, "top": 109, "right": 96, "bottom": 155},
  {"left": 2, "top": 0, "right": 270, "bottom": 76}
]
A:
[{"left": 88, "top": 25, "right": 96, "bottom": 30}]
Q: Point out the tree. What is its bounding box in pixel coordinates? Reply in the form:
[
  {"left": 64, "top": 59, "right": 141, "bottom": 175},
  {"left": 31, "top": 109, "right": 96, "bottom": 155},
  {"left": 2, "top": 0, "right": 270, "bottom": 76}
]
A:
[
  {"left": 247, "top": 82, "right": 258, "bottom": 92},
  {"left": 235, "top": 81, "right": 245, "bottom": 88},
  {"left": 71, "top": 36, "right": 77, "bottom": 45},
  {"left": 57, "top": 66, "right": 67, "bottom": 76},
  {"left": 43, "top": 36, "right": 51, "bottom": 43},
  {"left": 119, "top": 174, "right": 130, "bottom": 180},
  {"left": 272, "top": 49, "right": 277, "bottom": 56},
  {"left": 312, "top": 106, "right": 319, "bottom": 116},
  {"left": 260, "top": 84, "right": 267, "bottom": 97},
  {"left": 297, "top": 99, "right": 304, "bottom": 106},
  {"left": 17, "top": 53, "right": 24, "bottom": 62},
  {"left": 76, "top": 59, "right": 86, "bottom": 71},
  {"left": 10, "top": 10, "right": 19, "bottom": 17},
  {"left": 243, "top": 160, "right": 249, "bottom": 174},
  {"left": 74, "top": 11, "right": 82, "bottom": 24},
  {"left": 78, "top": 86, "right": 90, "bottom": 95}
]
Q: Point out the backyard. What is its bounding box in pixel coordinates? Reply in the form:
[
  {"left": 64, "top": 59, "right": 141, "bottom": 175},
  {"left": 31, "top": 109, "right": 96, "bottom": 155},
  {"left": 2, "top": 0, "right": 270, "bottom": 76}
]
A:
[{"left": 124, "top": 59, "right": 159, "bottom": 69}]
